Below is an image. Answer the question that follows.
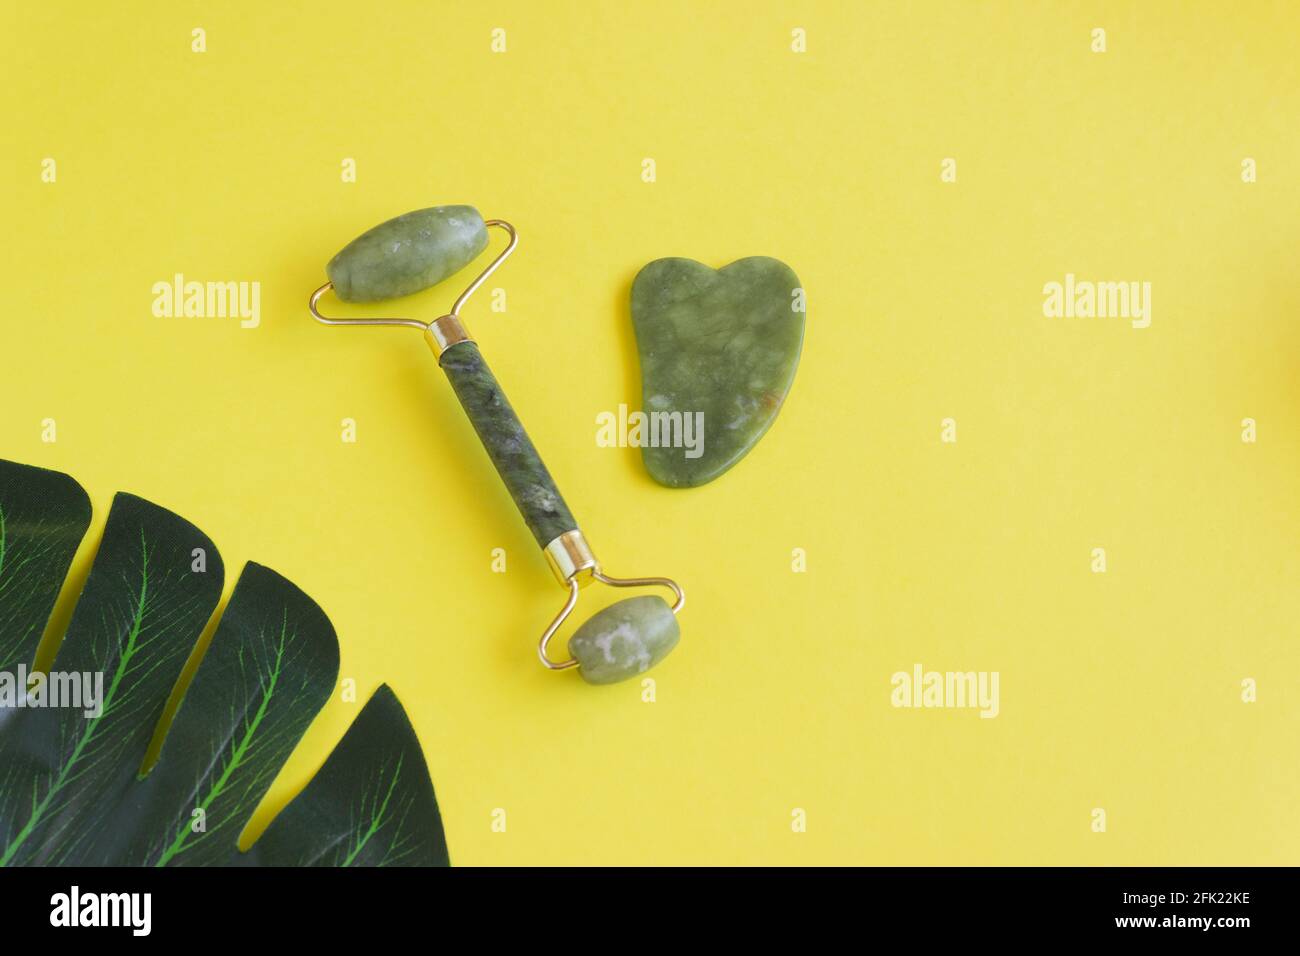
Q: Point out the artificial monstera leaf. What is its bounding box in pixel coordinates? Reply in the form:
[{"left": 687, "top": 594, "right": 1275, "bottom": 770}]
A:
[
  {"left": 0, "top": 459, "right": 91, "bottom": 675},
  {"left": 0, "top": 458, "right": 448, "bottom": 867}
]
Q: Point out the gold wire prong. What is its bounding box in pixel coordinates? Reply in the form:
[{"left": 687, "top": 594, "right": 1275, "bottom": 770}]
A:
[
  {"left": 537, "top": 578, "right": 581, "bottom": 670},
  {"left": 307, "top": 281, "right": 428, "bottom": 330},
  {"left": 536, "top": 565, "right": 685, "bottom": 674},
  {"left": 592, "top": 569, "right": 686, "bottom": 615},
  {"left": 451, "top": 220, "right": 517, "bottom": 317}
]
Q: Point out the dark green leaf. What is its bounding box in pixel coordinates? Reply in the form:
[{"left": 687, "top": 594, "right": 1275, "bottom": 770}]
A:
[
  {"left": 241, "top": 685, "right": 449, "bottom": 867},
  {"left": 0, "top": 459, "right": 449, "bottom": 867},
  {"left": 0, "top": 460, "right": 91, "bottom": 674},
  {"left": 0, "top": 492, "right": 224, "bottom": 865},
  {"left": 65, "top": 561, "right": 341, "bottom": 865}
]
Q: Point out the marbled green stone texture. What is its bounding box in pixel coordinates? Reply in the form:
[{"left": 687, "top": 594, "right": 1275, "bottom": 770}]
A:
[
  {"left": 630, "top": 256, "right": 805, "bottom": 487},
  {"left": 327, "top": 205, "right": 489, "bottom": 302},
  {"left": 438, "top": 341, "right": 578, "bottom": 548},
  {"left": 568, "top": 595, "right": 680, "bottom": 684}
]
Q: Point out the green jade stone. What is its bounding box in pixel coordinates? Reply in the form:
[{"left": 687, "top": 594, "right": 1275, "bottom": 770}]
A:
[
  {"left": 568, "top": 595, "right": 680, "bottom": 685},
  {"left": 438, "top": 342, "right": 578, "bottom": 548},
  {"left": 327, "top": 205, "right": 489, "bottom": 302},
  {"left": 630, "top": 257, "right": 805, "bottom": 487}
]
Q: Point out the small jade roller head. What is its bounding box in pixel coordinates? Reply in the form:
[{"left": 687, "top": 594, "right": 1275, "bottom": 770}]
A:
[
  {"left": 308, "top": 205, "right": 686, "bottom": 685},
  {"left": 327, "top": 205, "right": 489, "bottom": 303}
]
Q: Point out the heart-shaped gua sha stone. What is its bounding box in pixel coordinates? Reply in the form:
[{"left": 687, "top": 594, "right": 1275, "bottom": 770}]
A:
[{"left": 630, "top": 256, "right": 804, "bottom": 487}]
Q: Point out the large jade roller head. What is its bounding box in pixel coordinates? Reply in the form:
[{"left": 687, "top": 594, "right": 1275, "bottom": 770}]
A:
[{"left": 309, "top": 206, "right": 685, "bottom": 685}]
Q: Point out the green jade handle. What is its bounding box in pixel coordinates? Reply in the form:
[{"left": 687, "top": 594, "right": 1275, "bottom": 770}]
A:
[
  {"left": 436, "top": 340, "right": 578, "bottom": 548},
  {"left": 433, "top": 335, "right": 679, "bottom": 683}
]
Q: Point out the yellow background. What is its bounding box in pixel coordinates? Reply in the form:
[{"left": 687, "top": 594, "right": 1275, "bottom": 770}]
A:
[{"left": 3, "top": 0, "right": 1297, "bottom": 865}]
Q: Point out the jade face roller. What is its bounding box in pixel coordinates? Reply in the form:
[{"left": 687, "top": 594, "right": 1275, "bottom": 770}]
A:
[{"left": 308, "top": 206, "right": 684, "bottom": 684}]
